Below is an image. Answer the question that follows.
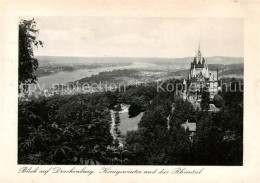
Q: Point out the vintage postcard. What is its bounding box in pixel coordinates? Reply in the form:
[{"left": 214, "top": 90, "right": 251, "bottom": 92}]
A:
[{"left": 0, "top": 0, "right": 260, "bottom": 182}]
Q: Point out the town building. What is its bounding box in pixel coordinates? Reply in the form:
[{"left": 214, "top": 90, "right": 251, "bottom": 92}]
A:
[{"left": 181, "top": 119, "right": 196, "bottom": 141}]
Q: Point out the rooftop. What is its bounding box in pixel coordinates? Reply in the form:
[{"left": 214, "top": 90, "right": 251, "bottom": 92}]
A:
[{"left": 181, "top": 120, "right": 196, "bottom": 132}]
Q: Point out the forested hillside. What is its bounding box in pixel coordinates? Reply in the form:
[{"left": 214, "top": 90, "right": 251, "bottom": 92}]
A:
[{"left": 18, "top": 78, "right": 243, "bottom": 165}]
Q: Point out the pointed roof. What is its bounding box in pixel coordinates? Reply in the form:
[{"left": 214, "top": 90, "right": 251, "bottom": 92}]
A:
[
  {"left": 201, "top": 67, "right": 207, "bottom": 77},
  {"left": 183, "top": 79, "right": 187, "bottom": 85},
  {"left": 201, "top": 64, "right": 209, "bottom": 78},
  {"left": 205, "top": 65, "right": 209, "bottom": 78},
  {"left": 181, "top": 119, "right": 196, "bottom": 132},
  {"left": 192, "top": 64, "right": 196, "bottom": 77},
  {"left": 209, "top": 73, "right": 214, "bottom": 81}
]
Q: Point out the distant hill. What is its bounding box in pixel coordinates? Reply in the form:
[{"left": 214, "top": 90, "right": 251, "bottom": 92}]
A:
[
  {"left": 151, "top": 56, "right": 243, "bottom": 65},
  {"left": 172, "top": 63, "right": 244, "bottom": 79},
  {"left": 206, "top": 56, "right": 243, "bottom": 65},
  {"left": 36, "top": 56, "right": 244, "bottom": 66}
]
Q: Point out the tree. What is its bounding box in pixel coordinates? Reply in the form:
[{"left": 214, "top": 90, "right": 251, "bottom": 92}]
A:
[
  {"left": 128, "top": 96, "right": 145, "bottom": 118},
  {"left": 18, "top": 94, "right": 114, "bottom": 164},
  {"left": 165, "top": 127, "right": 192, "bottom": 164},
  {"left": 169, "top": 99, "right": 195, "bottom": 129},
  {"left": 213, "top": 94, "right": 224, "bottom": 108},
  {"left": 201, "top": 86, "right": 210, "bottom": 111},
  {"left": 115, "top": 104, "right": 122, "bottom": 111},
  {"left": 19, "top": 19, "right": 43, "bottom": 91},
  {"left": 125, "top": 106, "right": 169, "bottom": 165},
  {"left": 114, "top": 111, "right": 120, "bottom": 126}
]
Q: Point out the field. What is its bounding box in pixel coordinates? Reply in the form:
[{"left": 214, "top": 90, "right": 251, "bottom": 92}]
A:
[{"left": 119, "top": 112, "right": 144, "bottom": 134}]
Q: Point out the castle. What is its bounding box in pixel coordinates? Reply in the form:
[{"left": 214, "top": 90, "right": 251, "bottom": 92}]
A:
[{"left": 182, "top": 45, "right": 220, "bottom": 104}]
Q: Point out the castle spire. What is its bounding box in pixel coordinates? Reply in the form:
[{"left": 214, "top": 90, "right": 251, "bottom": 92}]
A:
[
  {"left": 197, "top": 41, "right": 201, "bottom": 63},
  {"left": 205, "top": 65, "right": 209, "bottom": 78}
]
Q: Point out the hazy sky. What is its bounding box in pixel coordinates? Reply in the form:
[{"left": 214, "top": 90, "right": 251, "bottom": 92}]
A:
[{"left": 30, "top": 17, "right": 243, "bottom": 58}]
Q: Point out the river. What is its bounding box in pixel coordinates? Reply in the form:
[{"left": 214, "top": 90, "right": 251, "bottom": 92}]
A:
[{"left": 33, "top": 61, "right": 156, "bottom": 89}]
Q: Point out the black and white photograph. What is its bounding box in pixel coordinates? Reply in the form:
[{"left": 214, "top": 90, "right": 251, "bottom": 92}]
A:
[{"left": 18, "top": 17, "right": 244, "bottom": 166}]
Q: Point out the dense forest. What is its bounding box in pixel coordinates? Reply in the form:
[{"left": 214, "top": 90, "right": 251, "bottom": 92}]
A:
[{"left": 18, "top": 78, "right": 243, "bottom": 165}]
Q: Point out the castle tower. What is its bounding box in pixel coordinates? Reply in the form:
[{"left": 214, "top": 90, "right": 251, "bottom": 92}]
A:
[{"left": 184, "top": 44, "right": 220, "bottom": 103}]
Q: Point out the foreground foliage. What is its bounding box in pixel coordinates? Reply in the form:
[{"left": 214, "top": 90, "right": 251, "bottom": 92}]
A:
[
  {"left": 19, "top": 19, "right": 43, "bottom": 91},
  {"left": 19, "top": 78, "right": 243, "bottom": 165}
]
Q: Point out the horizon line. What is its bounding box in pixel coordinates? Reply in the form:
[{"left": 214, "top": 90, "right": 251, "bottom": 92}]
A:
[{"left": 35, "top": 55, "right": 244, "bottom": 59}]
